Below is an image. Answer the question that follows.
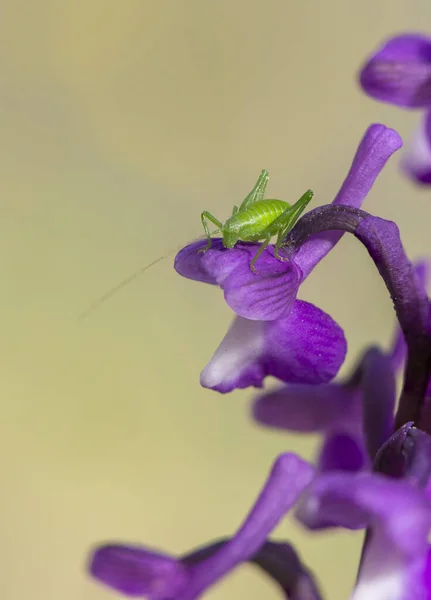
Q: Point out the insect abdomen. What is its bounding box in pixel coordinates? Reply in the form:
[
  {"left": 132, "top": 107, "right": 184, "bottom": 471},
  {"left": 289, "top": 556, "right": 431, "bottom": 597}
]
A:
[{"left": 230, "top": 199, "right": 289, "bottom": 237}]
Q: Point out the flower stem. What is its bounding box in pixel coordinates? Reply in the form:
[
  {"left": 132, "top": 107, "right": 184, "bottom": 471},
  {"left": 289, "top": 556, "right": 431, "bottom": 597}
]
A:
[{"left": 286, "top": 205, "right": 431, "bottom": 433}]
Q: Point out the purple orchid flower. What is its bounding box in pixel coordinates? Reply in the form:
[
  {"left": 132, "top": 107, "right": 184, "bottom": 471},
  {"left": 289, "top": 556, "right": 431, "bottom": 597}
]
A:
[
  {"left": 175, "top": 125, "right": 402, "bottom": 393},
  {"left": 87, "top": 238, "right": 431, "bottom": 598},
  {"left": 359, "top": 33, "right": 431, "bottom": 184},
  {"left": 86, "top": 112, "right": 431, "bottom": 600}
]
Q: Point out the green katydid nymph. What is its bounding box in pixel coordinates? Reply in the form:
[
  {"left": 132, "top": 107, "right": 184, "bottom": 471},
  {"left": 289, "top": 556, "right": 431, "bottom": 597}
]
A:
[
  {"left": 78, "top": 170, "right": 313, "bottom": 319},
  {"left": 199, "top": 169, "right": 313, "bottom": 273}
]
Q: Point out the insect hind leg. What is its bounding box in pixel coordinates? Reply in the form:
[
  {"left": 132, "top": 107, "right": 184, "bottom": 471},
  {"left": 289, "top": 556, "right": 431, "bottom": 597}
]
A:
[{"left": 270, "top": 189, "right": 314, "bottom": 262}]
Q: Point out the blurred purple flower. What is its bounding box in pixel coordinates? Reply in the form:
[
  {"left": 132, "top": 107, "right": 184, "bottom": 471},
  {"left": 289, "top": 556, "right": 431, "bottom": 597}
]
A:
[
  {"left": 89, "top": 453, "right": 318, "bottom": 599},
  {"left": 88, "top": 427, "right": 431, "bottom": 599},
  {"left": 175, "top": 125, "right": 402, "bottom": 393},
  {"left": 297, "top": 468, "right": 431, "bottom": 600},
  {"left": 359, "top": 33, "right": 431, "bottom": 184}
]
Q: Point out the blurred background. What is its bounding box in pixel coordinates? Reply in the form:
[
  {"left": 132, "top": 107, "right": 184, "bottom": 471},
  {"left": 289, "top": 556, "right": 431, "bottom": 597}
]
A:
[{"left": 0, "top": 1, "right": 430, "bottom": 598}]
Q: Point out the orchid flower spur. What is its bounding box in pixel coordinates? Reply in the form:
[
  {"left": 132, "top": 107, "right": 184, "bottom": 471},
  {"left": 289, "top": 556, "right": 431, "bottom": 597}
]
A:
[
  {"left": 359, "top": 34, "right": 431, "bottom": 184},
  {"left": 175, "top": 125, "right": 402, "bottom": 393}
]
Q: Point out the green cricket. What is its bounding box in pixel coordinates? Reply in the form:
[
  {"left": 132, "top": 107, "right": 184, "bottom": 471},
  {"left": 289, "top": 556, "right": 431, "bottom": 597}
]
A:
[
  {"left": 200, "top": 169, "right": 313, "bottom": 273},
  {"left": 79, "top": 170, "right": 313, "bottom": 318}
]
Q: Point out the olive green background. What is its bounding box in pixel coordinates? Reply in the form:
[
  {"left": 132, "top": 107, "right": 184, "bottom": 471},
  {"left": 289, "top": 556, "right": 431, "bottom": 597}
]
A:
[{"left": 0, "top": 2, "right": 430, "bottom": 599}]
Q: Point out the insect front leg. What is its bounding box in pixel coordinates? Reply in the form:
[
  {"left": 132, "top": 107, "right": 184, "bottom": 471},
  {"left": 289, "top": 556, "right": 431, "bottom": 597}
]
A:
[
  {"left": 250, "top": 234, "right": 271, "bottom": 274},
  {"left": 199, "top": 211, "right": 223, "bottom": 253}
]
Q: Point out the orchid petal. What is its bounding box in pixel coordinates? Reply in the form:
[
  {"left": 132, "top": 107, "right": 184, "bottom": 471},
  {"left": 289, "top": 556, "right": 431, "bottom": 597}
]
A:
[
  {"left": 294, "top": 124, "right": 402, "bottom": 278},
  {"left": 175, "top": 240, "right": 301, "bottom": 321},
  {"left": 201, "top": 301, "right": 346, "bottom": 393}
]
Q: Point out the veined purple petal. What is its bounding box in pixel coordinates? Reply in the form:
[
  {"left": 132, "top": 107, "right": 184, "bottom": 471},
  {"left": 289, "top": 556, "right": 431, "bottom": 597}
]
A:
[
  {"left": 221, "top": 251, "right": 301, "bottom": 321},
  {"left": 175, "top": 240, "right": 301, "bottom": 321},
  {"left": 177, "top": 453, "right": 315, "bottom": 600},
  {"left": 401, "top": 110, "right": 431, "bottom": 184},
  {"left": 89, "top": 545, "right": 189, "bottom": 598},
  {"left": 294, "top": 124, "right": 402, "bottom": 278},
  {"left": 200, "top": 300, "right": 347, "bottom": 393},
  {"left": 359, "top": 34, "right": 431, "bottom": 108},
  {"left": 296, "top": 472, "right": 431, "bottom": 600}
]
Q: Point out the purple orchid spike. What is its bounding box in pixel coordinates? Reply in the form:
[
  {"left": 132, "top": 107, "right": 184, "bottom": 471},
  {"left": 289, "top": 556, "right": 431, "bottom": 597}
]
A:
[
  {"left": 359, "top": 33, "right": 431, "bottom": 185},
  {"left": 175, "top": 125, "right": 402, "bottom": 393}
]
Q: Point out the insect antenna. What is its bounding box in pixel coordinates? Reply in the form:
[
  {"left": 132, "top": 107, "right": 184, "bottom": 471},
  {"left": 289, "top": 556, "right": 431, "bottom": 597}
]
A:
[{"left": 78, "top": 230, "right": 220, "bottom": 320}]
